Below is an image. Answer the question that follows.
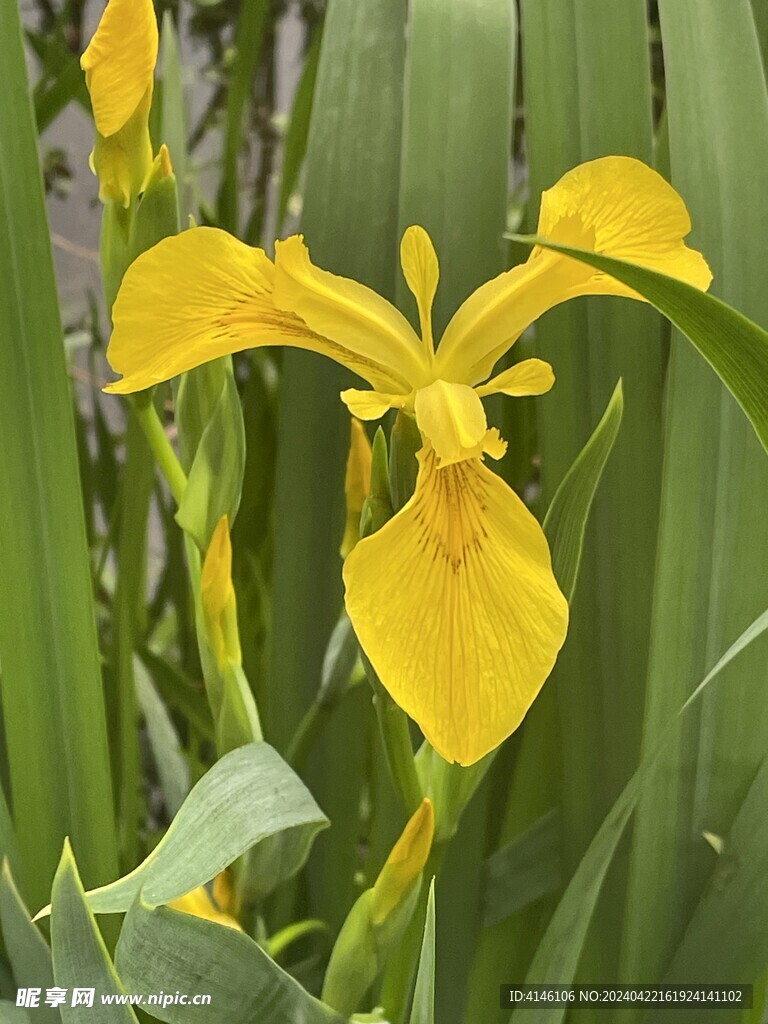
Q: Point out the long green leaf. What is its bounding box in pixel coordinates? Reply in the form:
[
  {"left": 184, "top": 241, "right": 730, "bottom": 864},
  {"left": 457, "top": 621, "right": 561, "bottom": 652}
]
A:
[
  {"left": 622, "top": 0, "right": 768, "bottom": 989},
  {"left": 543, "top": 380, "right": 624, "bottom": 601},
  {"left": 50, "top": 843, "right": 138, "bottom": 1023},
  {"left": 0, "top": 865, "right": 59, "bottom": 1023},
  {"left": 480, "top": 811, "right": 562, "bottom": 929},
  {"left": 510, "top": 606, "right": 768, "bottom": 1024},
  {"left": 38, "top": 744, "right": 326, "bottom": 917},
  {"left": 270, "top": 0, "right": 408, "bottom": 937},
  {"left": 115, "top": 900, "right": 344, "bottom": 1023},
  {"left": 396, "top": 4, "right": 515, "bottom": 1019},
  {"left": 0, "top": 0, "right": 117, "bottom": 908},
  {"left": 510, "top": 236, "right": 768, "bottom": 455},
  {"left": 408, "top": 881, "right": 436, "bottom": 1024}
]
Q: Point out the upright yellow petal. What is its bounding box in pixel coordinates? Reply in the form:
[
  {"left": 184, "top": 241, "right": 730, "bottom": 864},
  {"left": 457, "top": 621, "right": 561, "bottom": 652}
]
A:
[
  {"left": 344, "top": 449, "right": 569, "bottom": 766},
  {"left": 81, "top": 0, "right": 158, "bottom": 139},
  {"left": 106, "top": 228, "right": 415, "bottom": 394},
  {"left": 341, "top": 419, "right": 373, "bottom": 558},
  {"left": 400, "top": 226, "right": 439, "bottom": 355},
  {"left": 413, "top": 380, "right": 489, "bottom": 467},
  {"left": 274, "top": 236, "right": 431, "bottom": 390},
  {"left": 436, "top": 156, "right": 711, "bottom": 385},
  {"left": 371, "top": 798, "right": 434, "bottom": 925},
  {"left": 476, "top": 358, "right": 555, "bottom": 398}
]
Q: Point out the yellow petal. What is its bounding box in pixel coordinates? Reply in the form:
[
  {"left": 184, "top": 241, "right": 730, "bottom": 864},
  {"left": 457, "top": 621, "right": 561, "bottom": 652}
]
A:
[
  {"left": 340, "top": 389, "right": 406, "bottom": 420},
  {"left": 400, "top": 226, "right": 439, "bottom": 354},
  {"left": 81, "top": 0, "right": 158, "bottom": 139},
  {"left": 274, "top": 235, "right": 430, "bottom": 391},
  {"left": 414, "top": 380, "right": 488, "bottom": 467},
  {"left": 371, "top": 798, "right": 434, "bottom": 925},
  {"left": 343, "top": 449, "right": 569, "bottom": 766},
  {"left": 435, "top": 156, "right": 712, "bottom": 385},
  {"left": 201, "top": 516, "right": 241, "bottom": 670},
  {"left": 341, "top": 419, "right": 373, "bottom": 559},
  {"left": 90, "top": 87, "right": 153, "bottom": 207},
  {"left": 168, "top": 885, "right": 242, "bottom": 931},
  {"left": 476, "top": 358, "right": 555, "bottom": 398},
  {"left": 106, "top": 228, "right": 414, "bottom": 394}
]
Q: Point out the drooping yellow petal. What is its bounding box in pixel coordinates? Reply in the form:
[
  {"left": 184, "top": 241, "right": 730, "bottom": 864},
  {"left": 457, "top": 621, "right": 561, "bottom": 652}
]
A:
[
  {"left": 201, "top": 516, "right": 241, "bottom": 670},
  {"left": 413, "top": 380, "right": 489, "bottom": 467},
  {"left": 274, "top": 235, "right": 431, "bottom": 391},
  {"left": 371, "top": 798, "right": 434, "bottom": 925},
  {"left": 81, "top": 0, "right": 158, "bottom": 139},
  {"left": 106, "top": 228, "right": 416, "bottom": 394},
  {"left": 341, "top": 419, "right": 373, "bottom": 558},
  {"left": 343, "top": 449, "right": 569, "bottom": 766},
  {"left": 436, "top": 156, "right": 712, "bottom": 385},
  {"left": 89, "top": 87, "right": 154, "bottom": 207},
  {"left": 340, "top": 389, "right": 406, "bottom": 421},
  {"left": 168, "top": 884, "right": 242, "bottom": 931},
  {"left": 476, "top": 358, "right": 555, "bottom": 398},
  {"left": 400, "top": 226, "right": 439, "bottom": 355}
]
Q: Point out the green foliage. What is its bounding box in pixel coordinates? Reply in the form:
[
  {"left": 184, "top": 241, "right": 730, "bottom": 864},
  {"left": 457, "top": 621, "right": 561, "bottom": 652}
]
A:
[{"left": 5, "top": 2, "right": 768, "bottom": 1022}]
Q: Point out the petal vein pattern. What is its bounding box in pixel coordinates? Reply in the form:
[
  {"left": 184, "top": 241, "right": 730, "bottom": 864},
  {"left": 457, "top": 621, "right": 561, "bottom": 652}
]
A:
[
  {"left": 344, "top": 449, "right": 569, "bottom": 766},
  {"left": 107, "top": 228, "right": 416, "bottom": 394}
]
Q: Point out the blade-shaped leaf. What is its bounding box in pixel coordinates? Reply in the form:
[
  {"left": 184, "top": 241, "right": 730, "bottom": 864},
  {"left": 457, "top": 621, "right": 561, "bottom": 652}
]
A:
[
  {"left": 50, "top": 843, "right": 138, "bottom": 1022},
  {"left": 510, "top": 607, "right": 768, "bottom": 1024},
  {"left": 481, "top": 811, "right": 562, "bottom": 929},
  {"left": 0, "top": 0, "right": 117, "bottom": 908},
  {"left": 543, "top": 380, "right": 624, "bottom": 601},
  {"left": 509, "top": 236, "right": 768, "bottom": 456},
  {"left": 115, "top": 900, "right": 345, "bottom": 1023},
  {"left": 37, "top": 744, "right": 326, "bottom": 918},
  {"left": 0, "top": 865, "right": 59, "bottom": 1022},
  {"left": 408, "top": 880, "right": 436, "bottom": 1024}
]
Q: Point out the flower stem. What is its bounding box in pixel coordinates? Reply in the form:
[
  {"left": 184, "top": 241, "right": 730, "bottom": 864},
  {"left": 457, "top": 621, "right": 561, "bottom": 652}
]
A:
[
  {"left": 130, "top": 394, "right": 187, "bottom": 505},
  {"left": 363, "top": 653, "right": 423, "bottom": 816}
]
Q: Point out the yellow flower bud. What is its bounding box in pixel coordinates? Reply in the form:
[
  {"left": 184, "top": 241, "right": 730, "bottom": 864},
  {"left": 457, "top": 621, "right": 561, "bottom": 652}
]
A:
[
  {"left": 201, "top": 516, "right": 241, "bottom": 671},
  {"left": 371, "top": 797, "right": 434, "bottom": 925},
  {"left": 340, "top": 418, "right": 373, "bottom": 558},
  {"left": 81, "top": 0, "right": 158, "bottom": 206}
]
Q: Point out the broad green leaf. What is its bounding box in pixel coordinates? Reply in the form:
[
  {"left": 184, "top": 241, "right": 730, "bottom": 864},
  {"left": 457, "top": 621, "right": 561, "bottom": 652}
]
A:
[
  {"left": 159, "top": 12, "right": 188, "bottom": 219},
  {"left": 38, "top": 744, "right": 326, "bottom": 917},
  {"left": 276, "top": 26, "right": 322, "bottom": 230},
  {"left": 0, "top": 865, "right": 59, "bottom": 1022},
  {"left": 510, "top": 606, "right": 768, "bottom": 1024},
  {"left": 270, "top": 0, "right": 408, "bottom": 936},
  {"left": 115, "top": 900, "right": 345, "bottom": 1023},
  {"left": 134, "top": 659, "right": 190, "bottom": 818},
  {"left": 543, "top": 380, "right": 624, "bottom": 601},
  {"left": 646, "top": 754, "right": 768, "bottom": 1023},
  {"left": 50, "top": 843, "right": 138, "bottom": 1023},
  {"left": 0, "top": 1002, "right": 31, "bottom": 1022},
  {"left": 480, "top": 810, "right": 562, "bottom": 929},
  {"left": 408, "top": 881, "right": 436, "bottom": 1024},
  {"left": 0, "top": 0, "right": 118, "bottom": 908},
  {"left": 623, "top": 0, "right": 768, "bottom": 991},
  {"left": 217, "top": 0, "right": 270, "bottom": 234},
  {"left": 396, "top": 4, "right": 516, "bottom": 1018},
  {"left": 0, "top": 789, "right": 18, "bottom": 884},
  {"left": 511, "top": 235, "right": 768, "bottom": 456}
]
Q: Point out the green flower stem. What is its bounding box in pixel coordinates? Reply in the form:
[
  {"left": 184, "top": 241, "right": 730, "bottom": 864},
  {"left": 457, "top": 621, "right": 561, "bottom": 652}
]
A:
[
  {"left": 363, "top": 654, "right": 423, "bottom": 817},
  {"left": 130, "top": 393, "right": 187, "bottom": 505}
]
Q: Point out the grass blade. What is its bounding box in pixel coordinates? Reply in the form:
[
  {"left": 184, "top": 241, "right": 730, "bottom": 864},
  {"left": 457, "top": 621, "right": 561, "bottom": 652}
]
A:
[{"left": 0, "top": 0, "right": 117, "bottom": 908}]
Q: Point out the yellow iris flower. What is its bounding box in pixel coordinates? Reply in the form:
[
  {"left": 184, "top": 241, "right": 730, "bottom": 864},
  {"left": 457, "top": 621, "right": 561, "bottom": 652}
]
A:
[
  {"left": 341, "top": 418, "right": 374, "bottom": 559},
  {"left": 105, "top": 156, "right": 711, "bottom": 766},
  {"left": 81, "top": 0, "right": 158, "bottom": 206},
  {"left": 201, "top": 516, "right": 242, "bottom": 671}
]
